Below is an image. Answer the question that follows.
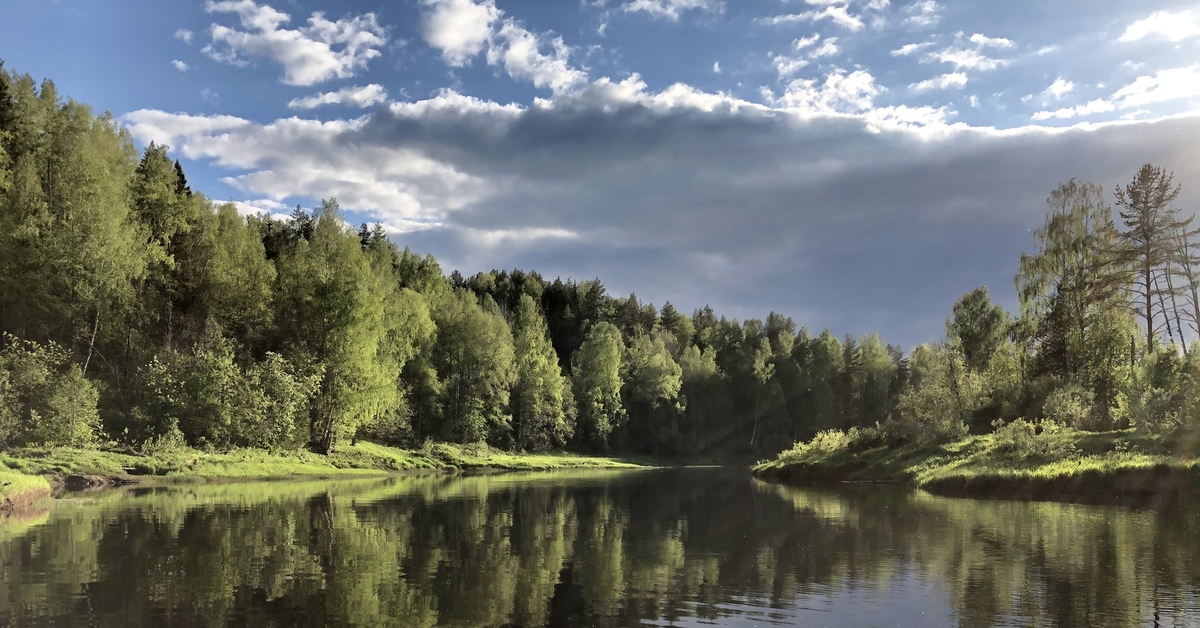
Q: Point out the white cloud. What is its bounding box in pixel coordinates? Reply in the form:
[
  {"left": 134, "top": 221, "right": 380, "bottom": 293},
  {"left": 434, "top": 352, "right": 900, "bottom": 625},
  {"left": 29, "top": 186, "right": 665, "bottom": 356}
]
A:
[
  {"left": 712, "top": 61, "right": 721, "bottom": 73},
  {"left": 200, "top": 88, "right": 220, "bottom": 104},
  {"left": 1043, "top": 77, "right": 1074, "bottom": 100},
  {"left": 800, "top": 4, "right": 865, "bottom": 31},
  {"left": 1118, "top": 10, "right": 1200, "bottom": 43},
  {"left": 487, "top": 21, "right": 588, "bottom": 94},
  {"left": 201, "top": 0, "right": 387, "bottom": 86},
  {"left": 622, "top": 0, "right": 722, "bottom": 20},
  {"left": 772, "top": 55, "right": 810, "bottom": 78},
  {"left": 909, "top": 72, "right": 967, "bottom": 93},
  {"left": 421, "top": 0, "right": 500, "bottom": 66},
  {"left": 794, "top": 34, "right": 821, "bottom": 50},
  {"left": 923, "top": 47, "right": 1009, "bottom": 72},
  {"left": 774, "top": 69, "right": 883, "bottom": 115},
  {"left": 810, "top": 37, "right": 840, "bottom": 58},
  {"left": 1030, "top": 64, "right": 1200, "bottom": 120},
  {"left": 175, "top": 28, "right": 195, "bottom": 45},
  {"left": 1035, "top": 45, "right": 1057, "bottom": 55},
  {"left": 904, "top": 0, "right": 939, "bottom": 27},
  {"left": 232, "top": 198, "right": 289, "bottom": 219},
  {"left": 418, "top": 0, "right": 588, "bottom": 94},
  {"left": 891, "top": 41, "right": 932, "bottom": 56},
  {"left": 172, "top": 60, "right": 189, "bottom": 72},
  {"left": 288, "top": 84, "right": 389, "bottom": 110},
  {"left": 756, "top": 14, "right": 809, "bottom": 26},
  {"left": 968, "top": 94, "right": 980, "bottom": 108},
  {"left": 968, "top": 33, "right": 1014, "bottom": 48},
  {"left": 1031, "top": 99, "right": 1115, "bottom": 121},
  {"left": 1111, "top": 64, "right": 1200, "bottom": 108},
  {"left": 865, "top": 0, "right": 889, "bottom": 10}
]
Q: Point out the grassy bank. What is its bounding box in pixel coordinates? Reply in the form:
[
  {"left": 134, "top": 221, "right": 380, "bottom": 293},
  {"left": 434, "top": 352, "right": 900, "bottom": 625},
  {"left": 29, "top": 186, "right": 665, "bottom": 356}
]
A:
[
  {"left": 752, "top": 427, "right": 1200, "bottom": 504},
  {"left": 0, "top": 441, "right": 648, "bottom": 502},
  {"left": 0, "top": 462, "right": 53, "bottom": 512}
]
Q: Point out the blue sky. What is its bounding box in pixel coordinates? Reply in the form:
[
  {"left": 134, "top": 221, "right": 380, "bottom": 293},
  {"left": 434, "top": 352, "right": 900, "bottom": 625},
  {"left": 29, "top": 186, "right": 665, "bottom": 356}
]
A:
[{"left": 2, "top": 0, "right": 1199, "bottom": 348}]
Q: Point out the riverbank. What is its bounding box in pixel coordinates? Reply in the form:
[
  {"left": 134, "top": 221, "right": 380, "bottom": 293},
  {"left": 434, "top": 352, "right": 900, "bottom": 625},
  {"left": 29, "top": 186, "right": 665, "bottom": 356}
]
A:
[
  {"left": 0, "top": 441, "right": 649, "bottom": 508},
  {"left": 752, "top": 428, "right": 1200, "bottom": 504}
]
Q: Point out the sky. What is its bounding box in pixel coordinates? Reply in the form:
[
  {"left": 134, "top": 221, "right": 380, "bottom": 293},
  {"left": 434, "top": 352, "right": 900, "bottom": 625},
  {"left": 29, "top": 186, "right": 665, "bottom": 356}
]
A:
[{"left": 1, "top": 0, "right": 1199, "bottom": 349}]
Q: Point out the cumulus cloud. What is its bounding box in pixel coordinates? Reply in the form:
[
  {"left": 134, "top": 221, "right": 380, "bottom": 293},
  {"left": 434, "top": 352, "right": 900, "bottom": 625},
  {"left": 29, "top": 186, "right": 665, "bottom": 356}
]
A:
[
  {"left": 891, "top": 41, "right": 933, "bottom": 56},
  {"left": 175, "top": 28, "right": 195, "bottom": 45},
  {"left": 1031, "top": 64, "right": 1200, "bottom": 120},
  {"left": 622, "top": 0, "right": 722, "bottom": 20},
  {"left": 421, "top": 0, "right": 500, "bottom": 66},
  {"left": 909, "top": 72, "right": 967, "bottom": 93},
  {"left": 201, "top": 0, "right": 387, "bottom": 86},
  {"left": 904, "top": 0, "right": 939, "bottom": 27},
  {"left": 288, "top": 84, "right": 389, "bottom": 110},
  {"left": 1111, "top": 64, "right": 1200, "bottom": 108},
  {"left": 1042, "top": 77, "right": 1074, "bottom": 100},
  {"left": 758, "top": 0, "right": 880, "bottom": 32},
  {"left": 967, "top": 33, "right": 1014, "bottom": 48},
  {"left": 172, "top": 60, "right": 189, "bottom": 72},
  {"left": 923, "top": 47, "right": 1009, "bottom": 72},
  {"left": 419, "top": 0, "right": 587, "bottom": 94},
  {"left": 1118, "top": 9, "right": 1200, "bottom": 43}
]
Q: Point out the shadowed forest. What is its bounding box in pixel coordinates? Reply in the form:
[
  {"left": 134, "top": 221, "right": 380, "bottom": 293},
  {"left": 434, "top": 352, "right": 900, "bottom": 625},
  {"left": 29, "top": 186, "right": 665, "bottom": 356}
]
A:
[{"left": 1, "top": 62, "right": 1198, "bottom": 465}]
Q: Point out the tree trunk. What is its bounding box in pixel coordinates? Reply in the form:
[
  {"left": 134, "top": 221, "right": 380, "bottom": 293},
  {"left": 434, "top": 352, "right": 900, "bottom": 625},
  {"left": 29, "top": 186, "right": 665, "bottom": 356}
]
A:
[{"left": 82, "top": 308, "right": 100, "bottom": 376}]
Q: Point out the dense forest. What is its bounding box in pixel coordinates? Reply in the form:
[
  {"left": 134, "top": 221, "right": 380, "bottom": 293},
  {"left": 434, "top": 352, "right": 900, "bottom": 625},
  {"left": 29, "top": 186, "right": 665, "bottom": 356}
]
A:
[{"left": 0, "top": 61, "right": 1197, "bottom": 462}]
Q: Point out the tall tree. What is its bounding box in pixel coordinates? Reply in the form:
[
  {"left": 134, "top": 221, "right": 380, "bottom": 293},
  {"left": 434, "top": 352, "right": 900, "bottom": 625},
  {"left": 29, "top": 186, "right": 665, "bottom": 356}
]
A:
[
  {"left": 947, "top": 286, "right": 1011, "bottom": 372},
  {"left": 572, "top": 322, "right": 625, "bottom": 450},
  {"left": 430, "top": 290, "right": 516, "bottom": 444},
  {"left": 274, "top": 200, "right": 392, "bottom": 453},
  {"left": 512, "top": 294, "right": 573, "bottom": 450},
  {"left": 1115, "top": 164, "right": 1184, "bottom": 350}
]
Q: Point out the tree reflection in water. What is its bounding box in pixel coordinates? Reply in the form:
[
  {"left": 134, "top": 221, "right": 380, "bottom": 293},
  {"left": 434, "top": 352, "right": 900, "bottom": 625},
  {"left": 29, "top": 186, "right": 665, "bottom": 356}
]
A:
[{"left": 1, "top": 469, "right": 1197, "bottom": 627}]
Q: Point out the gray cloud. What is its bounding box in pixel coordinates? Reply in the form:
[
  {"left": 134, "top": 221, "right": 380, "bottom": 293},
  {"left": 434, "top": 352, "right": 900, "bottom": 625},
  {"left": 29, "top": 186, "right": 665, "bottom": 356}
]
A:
[{"left": 124, "top": 91, "right": 1200, "bottom": 348}]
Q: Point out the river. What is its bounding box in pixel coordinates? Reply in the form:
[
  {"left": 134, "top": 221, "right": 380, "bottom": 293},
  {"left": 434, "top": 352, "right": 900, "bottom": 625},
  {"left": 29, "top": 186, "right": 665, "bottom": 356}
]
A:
[{"left": 1, "top": 468, "right": 1198, "bottom": 627}]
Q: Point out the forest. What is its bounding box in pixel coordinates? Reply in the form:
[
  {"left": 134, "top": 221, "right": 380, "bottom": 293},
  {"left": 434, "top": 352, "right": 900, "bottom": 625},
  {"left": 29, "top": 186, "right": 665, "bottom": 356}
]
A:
[{"left": 1, "top": 61, "right": 1198, "bottom": 464}]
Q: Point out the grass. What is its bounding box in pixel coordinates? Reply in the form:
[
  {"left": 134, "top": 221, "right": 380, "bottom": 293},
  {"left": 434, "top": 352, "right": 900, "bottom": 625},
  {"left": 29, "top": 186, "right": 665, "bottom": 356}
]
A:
[
  {"left": 0, "top": 440, "right": 650, "bottom": 501},
  {"left": 0, "top": 461, "right": 52, "bottom": 511},
  {"left": 752, "top": 428, "right": 1200, "bottom": 503}
]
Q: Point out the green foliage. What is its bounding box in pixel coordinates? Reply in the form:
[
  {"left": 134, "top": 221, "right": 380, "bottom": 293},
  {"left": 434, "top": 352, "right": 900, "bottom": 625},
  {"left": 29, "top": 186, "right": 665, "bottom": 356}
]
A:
[
  {"left": 989, "top": 418, "right": 1079, "bottom": 461},
  {"left": 891, "top": 344, "right": 974, "bottom": 445},
  {"left": 430, "top": 290, "right": 517, "bottom": 444},
  {"left": 572, "top": 322, "right": 625, "bottom": 450},
  {"left": 1041, "top": 383, "right": 1095, "bottom": 429},
  {"left": 0, "top": 335, "right": 100, "bottom": 447},
  {"left": 512, "top": 294, "right": 574, "bottom": 451}
]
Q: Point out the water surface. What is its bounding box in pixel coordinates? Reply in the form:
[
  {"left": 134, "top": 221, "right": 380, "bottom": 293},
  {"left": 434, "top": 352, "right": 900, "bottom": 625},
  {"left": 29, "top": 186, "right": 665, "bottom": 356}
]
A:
[{"left": 2, "top": 468, "right": 1198, "bottom": 627}]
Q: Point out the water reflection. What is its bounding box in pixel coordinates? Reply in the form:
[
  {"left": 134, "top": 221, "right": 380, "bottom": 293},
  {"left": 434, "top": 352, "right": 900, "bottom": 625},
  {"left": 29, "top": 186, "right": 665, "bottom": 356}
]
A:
[{"left": 1, "top": 469, "right": 1198, "bottom": 627}]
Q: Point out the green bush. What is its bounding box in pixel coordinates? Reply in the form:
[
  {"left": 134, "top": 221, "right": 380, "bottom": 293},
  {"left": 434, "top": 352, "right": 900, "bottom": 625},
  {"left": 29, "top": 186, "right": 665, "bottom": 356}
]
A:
[
  {"left": 0, "top": 335, "right": 101, "bottom": 448},
  {"left": 990, "top": 418, "right": 1078, "bottom": 461}
]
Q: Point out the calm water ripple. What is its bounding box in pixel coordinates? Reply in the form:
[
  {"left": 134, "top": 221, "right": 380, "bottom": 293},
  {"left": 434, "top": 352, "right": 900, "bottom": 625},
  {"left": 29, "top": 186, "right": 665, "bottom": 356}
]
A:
[{"left": 2, "top": 468, "right": 1199, "bottom": 627}]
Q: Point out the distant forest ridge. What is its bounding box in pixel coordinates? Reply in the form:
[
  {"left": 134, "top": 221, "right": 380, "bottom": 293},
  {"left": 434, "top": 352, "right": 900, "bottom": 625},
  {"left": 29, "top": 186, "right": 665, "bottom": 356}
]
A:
[{"left": 0, "top": 61, "right": 1196, "bottom": 461}]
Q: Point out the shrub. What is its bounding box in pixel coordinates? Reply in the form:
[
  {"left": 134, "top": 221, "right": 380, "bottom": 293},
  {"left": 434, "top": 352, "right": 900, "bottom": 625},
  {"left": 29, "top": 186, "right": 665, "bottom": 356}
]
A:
[
  {"left": 1042, "top": 383, "right": 1095, "bottom": 429},
  {"left": 990, "top": 417, "right": 1078, "bottom": 461},
  {"left": 0, "top": 335, "right": 101, "bottom": 448}
]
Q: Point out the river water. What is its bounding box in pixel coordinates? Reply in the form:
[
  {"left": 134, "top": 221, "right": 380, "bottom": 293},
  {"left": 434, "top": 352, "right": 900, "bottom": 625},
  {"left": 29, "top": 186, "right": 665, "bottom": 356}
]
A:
[{"left": 1, "top": 468, "right": 1198, "bottom": 627}]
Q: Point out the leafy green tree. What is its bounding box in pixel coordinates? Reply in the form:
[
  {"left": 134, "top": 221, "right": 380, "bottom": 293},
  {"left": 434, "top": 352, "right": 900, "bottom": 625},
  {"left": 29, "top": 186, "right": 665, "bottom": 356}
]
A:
[
  {"left": 511, "top": 294, "right": 573, "bottom": 451},
  {"left": 621, "top": 334, "right": 683, "bottom": 452},
  {"left": 0, "top": 334, "right": 100, "bottom": 447},
  {"left": 274, "top": 200, "right": 393, "bottom": 453},
  {"left": 948, "top": 286, "right": 1011, "bottom": 372},
  {"left": 572, "top": 322, "right": 625, "bottom": 450},
  {"left": 1016, "top": 179, "right": 1132, "bottom": 425},
  {"left": 430, "top": 290, "right": 517, "bottom": 444}
]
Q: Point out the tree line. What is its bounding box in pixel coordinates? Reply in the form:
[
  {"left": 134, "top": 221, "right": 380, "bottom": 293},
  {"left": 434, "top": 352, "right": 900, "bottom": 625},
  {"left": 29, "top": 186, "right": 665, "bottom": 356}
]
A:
[{"left": 0, "top": 62, "right": 1195, "bottom": 460}]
